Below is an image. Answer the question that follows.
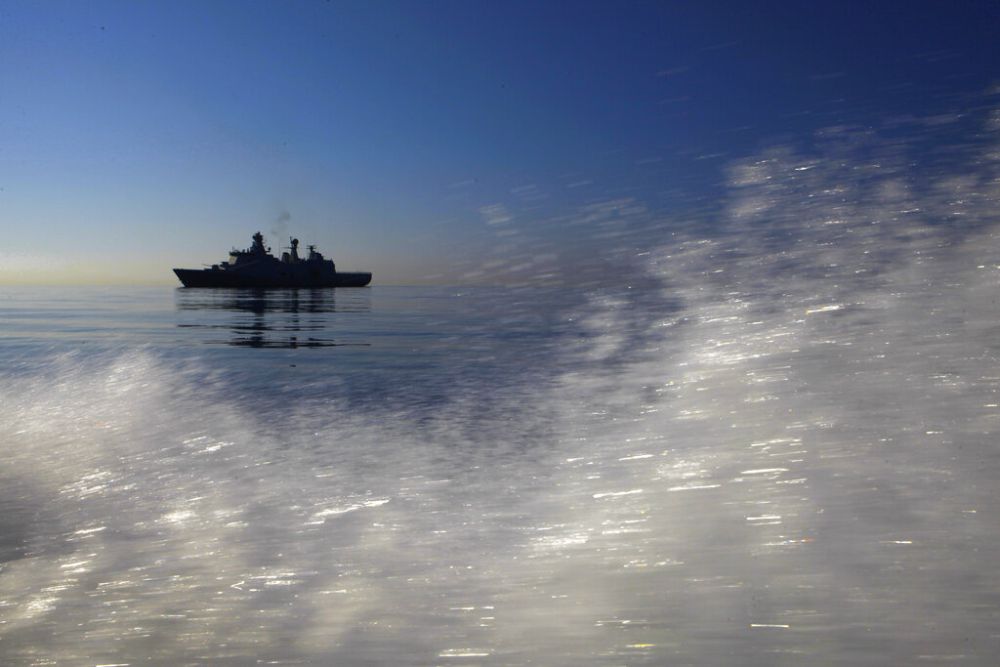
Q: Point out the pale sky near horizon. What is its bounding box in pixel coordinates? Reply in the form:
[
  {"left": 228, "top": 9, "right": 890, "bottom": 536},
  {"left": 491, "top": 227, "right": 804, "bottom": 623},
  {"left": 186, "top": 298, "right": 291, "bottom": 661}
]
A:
[{"left": 1, "top": 1, "right": 998, "bottom": 285}]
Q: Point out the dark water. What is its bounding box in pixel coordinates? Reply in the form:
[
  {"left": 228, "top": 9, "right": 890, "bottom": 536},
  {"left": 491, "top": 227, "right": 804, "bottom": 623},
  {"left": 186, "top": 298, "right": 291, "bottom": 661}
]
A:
[{"left": 4, "top": 115, "right": 1000, "bottom": 665}]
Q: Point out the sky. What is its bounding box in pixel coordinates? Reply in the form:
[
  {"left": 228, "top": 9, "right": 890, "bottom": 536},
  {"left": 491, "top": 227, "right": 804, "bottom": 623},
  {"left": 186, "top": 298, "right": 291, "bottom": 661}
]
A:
[{"left": 0, "top": 0, "right": 998, "bottom": 285}]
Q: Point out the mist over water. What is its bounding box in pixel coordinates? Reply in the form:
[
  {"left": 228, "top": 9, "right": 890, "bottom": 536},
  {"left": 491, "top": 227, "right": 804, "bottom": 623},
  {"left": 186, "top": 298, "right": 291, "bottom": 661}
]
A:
[{"left": 3, "top": 109, "right": 1000, "bottom": 665}]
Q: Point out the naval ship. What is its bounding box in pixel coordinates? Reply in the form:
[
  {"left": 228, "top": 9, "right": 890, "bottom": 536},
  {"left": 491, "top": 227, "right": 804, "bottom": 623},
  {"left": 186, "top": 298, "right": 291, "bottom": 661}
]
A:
[{"left": 173, "top": 232, "right": 372, "bottom": 288}]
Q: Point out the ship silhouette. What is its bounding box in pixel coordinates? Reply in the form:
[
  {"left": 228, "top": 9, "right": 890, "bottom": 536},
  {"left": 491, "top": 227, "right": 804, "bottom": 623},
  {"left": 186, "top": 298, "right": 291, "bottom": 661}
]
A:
[{"left": 173, "top": 232, "right": 371, "bottom": 288}]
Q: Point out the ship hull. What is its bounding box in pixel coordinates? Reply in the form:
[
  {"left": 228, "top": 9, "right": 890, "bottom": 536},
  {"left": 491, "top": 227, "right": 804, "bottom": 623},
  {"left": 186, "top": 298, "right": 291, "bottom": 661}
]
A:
[{"left": 174, "top": 268, "right": 371, "bottom": 288}]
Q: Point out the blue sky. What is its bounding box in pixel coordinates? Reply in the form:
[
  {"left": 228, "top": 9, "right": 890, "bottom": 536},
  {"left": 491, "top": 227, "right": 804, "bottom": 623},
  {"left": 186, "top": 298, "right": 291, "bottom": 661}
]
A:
[{"left": 1, "top": 1, "right": 997, "bottom": 284}]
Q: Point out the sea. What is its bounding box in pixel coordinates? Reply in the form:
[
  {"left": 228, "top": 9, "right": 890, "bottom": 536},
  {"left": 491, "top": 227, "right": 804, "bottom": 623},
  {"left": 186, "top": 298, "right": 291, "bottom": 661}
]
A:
[{"left": 4, "top": 120, "right": 1000, "bottom": 665}]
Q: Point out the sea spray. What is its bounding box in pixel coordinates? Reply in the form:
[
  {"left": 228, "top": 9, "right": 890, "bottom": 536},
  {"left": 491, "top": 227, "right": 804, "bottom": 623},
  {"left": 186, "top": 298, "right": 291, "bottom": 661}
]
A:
[{"left": 2, "top": 106, "right": 1000, "bottom": 664}]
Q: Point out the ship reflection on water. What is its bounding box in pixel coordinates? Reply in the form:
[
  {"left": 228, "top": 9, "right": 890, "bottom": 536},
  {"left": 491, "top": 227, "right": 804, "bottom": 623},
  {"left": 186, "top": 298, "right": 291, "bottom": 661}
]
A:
[{"left": 175, "top": 288, "right": 371, "bottom": 349}]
